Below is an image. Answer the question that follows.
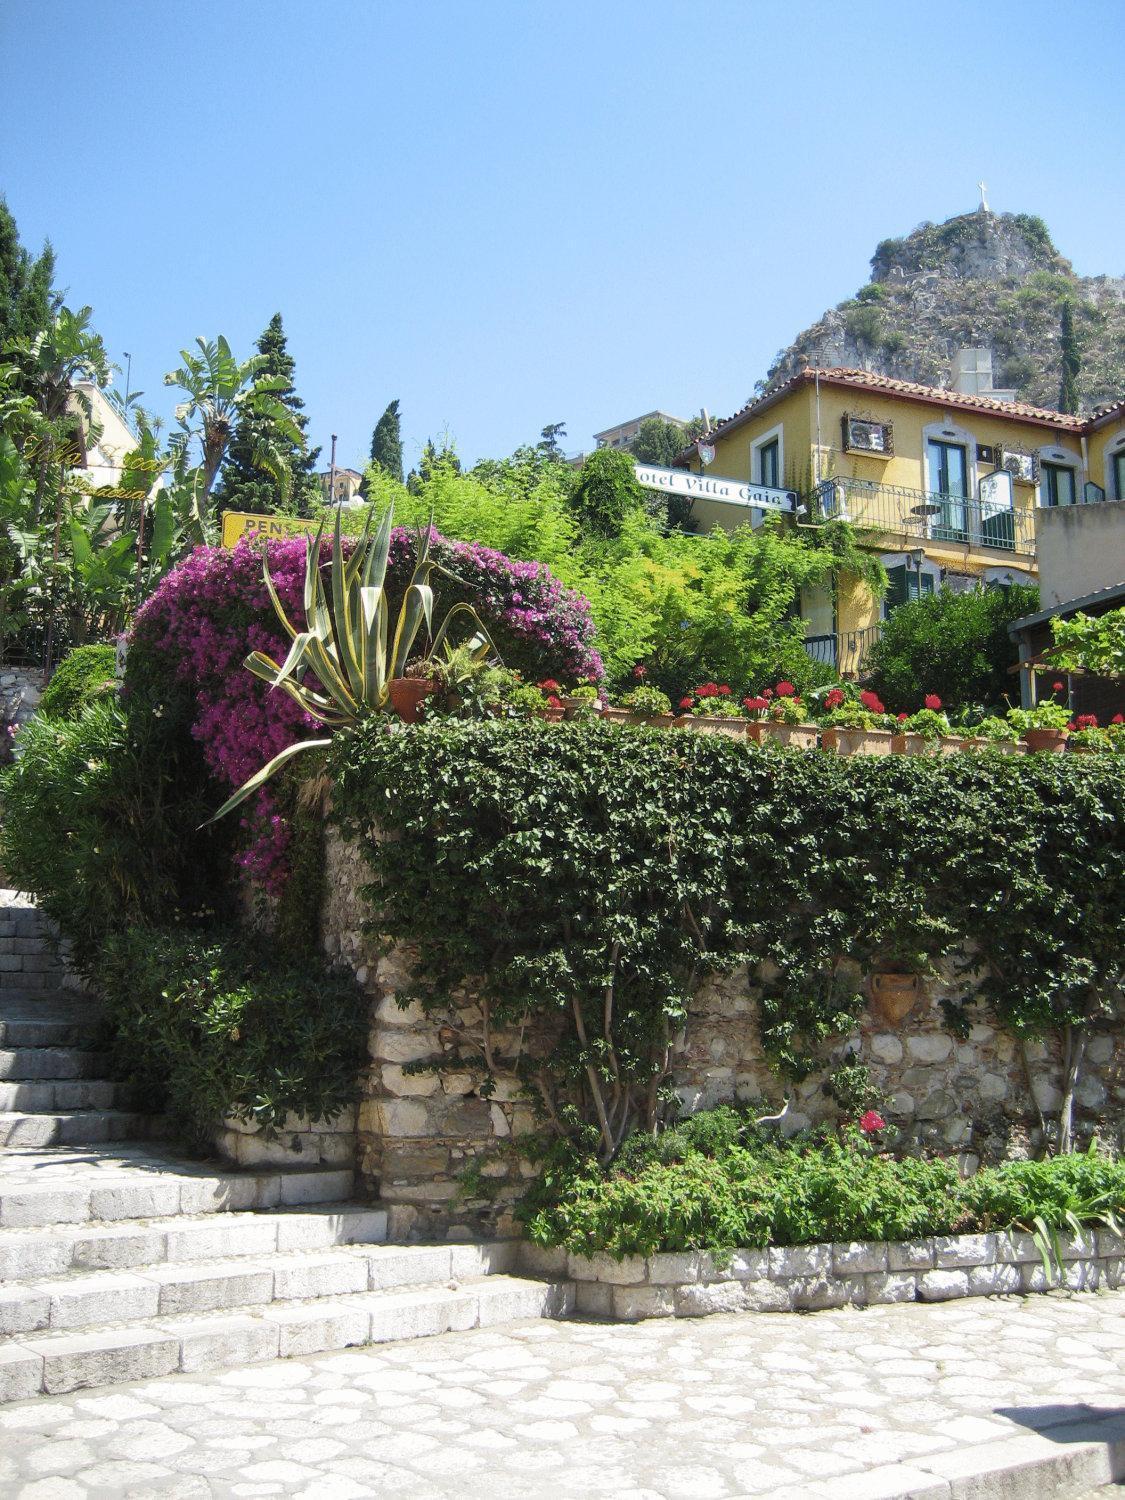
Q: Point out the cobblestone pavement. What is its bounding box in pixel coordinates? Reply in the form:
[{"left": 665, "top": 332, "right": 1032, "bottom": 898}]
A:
[{"left": 1, "top": 1291, "right": 1124, "bottom": 1499}]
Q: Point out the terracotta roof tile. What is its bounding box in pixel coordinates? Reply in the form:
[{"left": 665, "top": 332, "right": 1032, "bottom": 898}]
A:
[{"left": 694, "top": 367, "right": 1091, "bottom": 450}]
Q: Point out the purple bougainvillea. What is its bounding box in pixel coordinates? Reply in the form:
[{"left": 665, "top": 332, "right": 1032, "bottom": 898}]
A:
[{"left": 130, "top": 528, "right": 601, "bottom": 894}]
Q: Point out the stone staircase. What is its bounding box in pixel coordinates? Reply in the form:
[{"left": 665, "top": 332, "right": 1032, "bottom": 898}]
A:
[{"left": 0, "top": 893, "right": 572, "bottom": 1403}]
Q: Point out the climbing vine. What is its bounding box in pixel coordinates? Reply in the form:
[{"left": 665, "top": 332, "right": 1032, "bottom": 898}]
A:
[{"left": 330, "top": 721, "right": 1125, "bottom": 1159}]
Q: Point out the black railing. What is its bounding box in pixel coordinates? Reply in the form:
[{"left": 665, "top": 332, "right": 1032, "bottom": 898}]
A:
[
  {"left": 813, "top": 478, "right": 1036, "bottom": 556},
  {"left": 804, "top": 624, "right": 882, "bottom": 677}
]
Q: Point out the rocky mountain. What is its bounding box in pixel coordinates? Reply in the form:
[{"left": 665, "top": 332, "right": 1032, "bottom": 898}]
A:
[{"left": 763, "top": 210, "right": 1125, "bottom": 412}]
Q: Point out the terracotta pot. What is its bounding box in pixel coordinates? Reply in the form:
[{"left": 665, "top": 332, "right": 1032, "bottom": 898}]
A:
[
  {"left": 536, "top": 704, "right": 565, "bottom": 723},
  {"left": 388, "top": 676, "right": 436, "bottom": 724},
  {"left": 1023, "top": 728, "right": 1068, "bottom": 754},
  {"left": 870, "top": 972, "right": 921, "bottom": 1024},
  {"left": 600, "top": 707, "right": 679, "bottom": 729},
  {"left": 560, "top": 696, "right": 601, "bottom": 720},
  {"left": 747, "top": 721, "right": 819, "bottom": 750},
  {"left": 678, "top": 714, "right": 748, "bottom": 739},
  {"left": 821, "top": 727, "right": 894, "bottom": 757}
]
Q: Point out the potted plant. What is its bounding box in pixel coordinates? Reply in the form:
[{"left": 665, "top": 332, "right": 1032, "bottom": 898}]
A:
[
  {"left": 891, "top": 699, "right": 953, "bottom": 756},
  {"left": 820, "top": 690, "right": 894, "bottom": 756},
  {"left": 746, "top": 683, "right": 818, "bottom": 749},
  {"left": 1067, "top": 715, "right": 1112, "bottom": 754},
  {"left": 971, "top": 715, "right": 1025, "bottom": 754},
  {"left": 1007, "top": 701, "right": 1071, "bottom": 754},
  {"left": 677, "top": 683, "right": 747, "bottom": 738},
  {"left": 603, "top": 684, "right": 676, "bottom": 727},
  {"left": 560, "top": 683, "right": 603, "bottom": 721},
  {"left": 388, "top": 657, "right": 439, "bottom": 723}
]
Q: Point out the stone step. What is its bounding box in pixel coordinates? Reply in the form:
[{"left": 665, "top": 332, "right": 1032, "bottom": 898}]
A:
[
  {"left": 0, "top": 1202, "right": 388, "bottom": 1278},
  {"left": 0, "top": 1148, "right": 356, "bottom": 1229},
  {"left": 0, "top": 1240, "right": 517, "bottom": 1334},
  {"left": 0, "top": 1274, "right": 573, "bottom": 1400},
  {"left": 0, "top": 997, "right": 103, "bottom": 1045},
  {"left": 0, "top": 1110, "right": 156, "bottom": 1148},
  {"left": 0, "top": 1046, "right": 110, "bottom": 1080},
  {"left": 0, "top": 1077, "right": 117, "bottom": 1111}
]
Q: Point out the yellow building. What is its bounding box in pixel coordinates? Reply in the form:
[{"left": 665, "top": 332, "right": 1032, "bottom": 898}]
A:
[{"left": 677, "top": 367, "right": 1125, "bottom": 675}]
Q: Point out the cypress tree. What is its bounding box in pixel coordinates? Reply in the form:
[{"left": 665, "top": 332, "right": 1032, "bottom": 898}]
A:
[
  {"left": 369, "top": 399, "right": 403, "bottom": 482},
  {"left": 1058, "top": 299, "right": 1080, "bottom": 415},
  {"left": 213, "top": 313, "right": 321, "bottom": 516},
  {"left": 0, "top": 196, "right": 56, "bottom": 351}
]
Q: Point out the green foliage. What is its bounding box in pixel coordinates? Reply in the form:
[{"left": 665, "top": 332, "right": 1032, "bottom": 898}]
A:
[
  {"left": 1058, "top": 299, "right": 1081, "bottom": 414},
  {"left": 619, "top": 685, "right": 672, "bottom": 716},
  {"left": 39, "top": 643, "right": 116, "bottom": 720},
  {"left": 330, "top": 720, "right": 1125, "bottom": 1158},
  {"left": 1051, "top": 608, "right": 1125, "bottom": 678},
  {"left": 0, "top": 695, "right": 231, "bottom": 964},
  {"left": 569, "top": 448, "right": 647, "bottom": 539},
  {"left": 1008, "top": 701, "right": 1071, "bottom": 733},
  {"left": 521, "top": 1115, "right": 1125, "bottom": 1258},
  {"left": 95, "top": 925, "right": 367, "bottom": 1149},
  {"left": 212, "top": 314, "right": 320, "bottom": 518},
  {"left": 369, "top": 398, "right": 404, "bottom": 484},
  {"left": 866, "top": 585, "right": 1038, "bottom": 712},
  {"left": 0, "top": 196, "right": 56, "bottom": 350},
  {"left": 629, "top": 417, "right": 688, "bottom": 468}
]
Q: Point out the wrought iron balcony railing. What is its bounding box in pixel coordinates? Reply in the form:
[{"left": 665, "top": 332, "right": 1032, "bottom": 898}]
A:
[
  {"left": 803, "top": 624, "right": 882, "bottom": 677},
  {"left": 813, "top": 477, "right": 1036, "bottom": 556}
]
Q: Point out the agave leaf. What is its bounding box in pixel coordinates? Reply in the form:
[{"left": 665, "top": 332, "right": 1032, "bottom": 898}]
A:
[
  {"left": 302, "top": 634, "right": 357, "bottom": 715},
  {"left": 331, "top": 509, "right": 365, "bottom": 700},
  {"left": 363, "top": 504, "right": 394, "bottom": 592},
  {"left": 203, "top": 738, "right": 333, "bottom": 825},
  {"left": 430, "top": 603, "right": 496, "bottom": 660},
  {"left": 262, "top": 553, "right": 301, "bottom": 644},
  {"left": 391, "top": 582, "right": 433, "bottom": 677},
  {"left": 270, "top": 630, "right": 319, "bottom": 693}
]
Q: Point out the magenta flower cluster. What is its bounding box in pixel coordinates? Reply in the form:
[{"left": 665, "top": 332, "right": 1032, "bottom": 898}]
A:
[{"left": 131, "top": 528, "right": 601, "bottom": 895}]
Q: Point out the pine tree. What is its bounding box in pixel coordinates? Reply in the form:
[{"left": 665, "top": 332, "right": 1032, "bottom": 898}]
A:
[
  {"left": 0, "top": 196, "right": 56, "bottom": 351},
  {"left": 1058, "top": 299, "right": 1081, "bottom": 415},
  {"left": 213, "top": 313, "right": 321, "bottom": 516},
  {"left": 369, "top": 399, "right": 403, "bottom": 482}
]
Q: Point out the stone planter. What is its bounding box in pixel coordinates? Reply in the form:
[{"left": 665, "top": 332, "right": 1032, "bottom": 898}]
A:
[
  {"left": 601, "top": 708, "right": 681, "bottom": 730},
  {"left": 560, "top": 696, "right": 601, "bottom": 721},
  {"left": 388, "top": 676, "right": 436, "bottom": 724},
  {"left": 536, "top": 705, "right": 566, "bottom": 723},
  {"left": 891, "top": 732, "right": 946, "bottom": 756},
  {"left": 978, "top": 738, "right": 1025, "bottom": 755},
  {"left": 746, "top": 721, "right": 819, "bottom": 750},
  {"left": 937, "top": 735, "right": 965, "bottom": 755},
  {"left": 821, "top": 727, "right": 894, "bottom": 756},
  {"left": 957, "top": 737, "right": 986, "bottom": 752},
  {"left": 1024, "top": 728, "right": 1069, "bottom": 754},
  {"left": 678, "top": 714, "right": 747, "bottom": 739},
  {"left": 869, "top": 971, "right": 921, "bottom": 1024}
]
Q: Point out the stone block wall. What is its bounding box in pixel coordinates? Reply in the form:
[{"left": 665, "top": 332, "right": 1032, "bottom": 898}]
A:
[
  {"left": 320, "top": 829, "right": 1125, "bottom": 1242},
  {"left": 0, "top": 667, "right": 44, "bottom": 734}
]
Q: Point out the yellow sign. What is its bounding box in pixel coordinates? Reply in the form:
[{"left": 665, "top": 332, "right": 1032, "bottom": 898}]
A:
[{"left": 220, "top": 511, "right": 321, "bottom": 549}]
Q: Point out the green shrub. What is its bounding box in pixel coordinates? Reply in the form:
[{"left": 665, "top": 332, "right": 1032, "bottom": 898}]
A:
[
  {"left": 0, "top": 695, "right": 231, "bottom": 963},
  {"left": 866, "top": 585, "right": 1039, "bottom": 713},
  {"left": 521, "top": 1116, "right": 1125, "bottom": 1257},
  {"left": 39, "top": 644, "right": 117, "bottom": 721},
  {"left": 96, "top": 926, "right": 368, "bottom": 1149}
]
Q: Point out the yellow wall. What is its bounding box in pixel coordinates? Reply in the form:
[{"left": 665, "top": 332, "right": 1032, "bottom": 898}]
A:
[{"left": 1088, "top": 419, "right": 1125, "bottom": 501}]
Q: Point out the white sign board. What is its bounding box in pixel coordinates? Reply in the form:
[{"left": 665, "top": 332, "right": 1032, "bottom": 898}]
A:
[
  {"left": 633, "top": 462, "right": 796, "bottom": 513},
  {"left": 978, "top": 468, "right": 1013, "bottom": 520}
]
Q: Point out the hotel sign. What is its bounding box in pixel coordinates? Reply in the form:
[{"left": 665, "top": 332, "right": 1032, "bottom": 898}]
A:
[{"left": 633, "top": 462, "right": 797, "bottom": 513}]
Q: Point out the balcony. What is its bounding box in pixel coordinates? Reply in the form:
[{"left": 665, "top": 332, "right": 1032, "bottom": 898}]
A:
[
  {"left": 804, "top": 624, "right": 882, "bottom": 677},
  {"left": 812, "top": 478, "right": 1036, "bottom": 557}
]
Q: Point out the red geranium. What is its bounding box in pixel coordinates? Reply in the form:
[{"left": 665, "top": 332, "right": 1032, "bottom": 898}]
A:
[
  {"left": 825, "top": 687, "right": 845, "bottom": 710},
  {"left": 679, "top": 697, "right": 694, "bottom": 710},
  {"left": 763, "top": 688, "right": 774, "bottom": 700},
  {"left": 547, "top": 695, "right": 563, "bottom": 709},
  {"left": 538, "top": 679, "right": 562, "bottom": 695},
  {"left": 632, "top": 664, "right": 647, "bottom": 680},
  {"left": 858, "top": 1110, "right": 886, "bottom": 1134},
  {"left": 717, "top": 685, "right": 731, "bottom": 696},
  {"left": 775, "top": 681, "right": 796, "bottom": 697},
  {"left": 1053, "top": 681, "right": 1065, "bottom": 693},
  {"left": 924, "top": 694, "right": 942, "bottom": 711},
  {"left": 1075, "top": 713, "right": 1099, "bottom": 729},
  {"left": 1113, "top": 714, "right": 1124, "bottom": 725},
  {"left": 859, "top": 689, "right": 884, "bottom": 714},
  {"left": 897, "top": 712, "right": 908, "bottom": 722},
  {"left": 695, "top": 683, "right": 719, "bottom": 698}
]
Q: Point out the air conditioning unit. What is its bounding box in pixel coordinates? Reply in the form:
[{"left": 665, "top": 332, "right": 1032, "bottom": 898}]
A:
[
  {"left": 842, "top": 414, "right": 894, "bottom": 457},
  {"left": 999, "top": 449, "right": 1038, "bottom": 483}
]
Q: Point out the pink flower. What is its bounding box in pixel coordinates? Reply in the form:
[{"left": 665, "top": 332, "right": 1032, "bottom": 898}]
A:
[
  {"left": 632, "top": 664, "right": 647, "bottom": 679},
  {"left": 859, "top": 1111, "right": 886, "bottom": 1134}
]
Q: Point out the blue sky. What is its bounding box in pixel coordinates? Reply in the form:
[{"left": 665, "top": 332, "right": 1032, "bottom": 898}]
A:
[{"left": 2, "top": 0, "right": 1123, "bottom": 471}]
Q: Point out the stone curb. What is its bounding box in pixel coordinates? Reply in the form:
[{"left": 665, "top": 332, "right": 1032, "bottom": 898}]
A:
[{"left": 519, "top": 1228, "right": 1124, "bottom": 1319}]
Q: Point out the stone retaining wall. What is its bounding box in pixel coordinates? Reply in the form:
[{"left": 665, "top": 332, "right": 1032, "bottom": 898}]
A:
[
  {"left": 519, "top": 1228, "right": 1125, "bottom": 1321},
  {"left": 213, "top": 1108, "right": 357, "bottom": 1170},
  {"left": 1, "top": 666, "right": 44, "bottom": 734},
  {"left": 319, "top": 829, "right": 1124, "bottom": 1241}
]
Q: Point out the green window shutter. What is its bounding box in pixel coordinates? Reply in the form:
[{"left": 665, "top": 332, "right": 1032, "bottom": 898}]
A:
[
  {"left": 885, "top": 564, "right": 908, "bottom": 613},
  {"left": 920, "top": 571, "right": 935, "bottom": 596}
]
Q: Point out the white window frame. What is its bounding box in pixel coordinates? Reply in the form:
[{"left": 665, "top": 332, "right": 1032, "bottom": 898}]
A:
[
  {"left": 749, "top": 423, "right": 784, "bottom": 489},
  {"left": 1102, "top": 429, "right": 1125, "bottom": 500},
  {"left": 1035, "top": 443, "right": 1083, "bottom": 508}
]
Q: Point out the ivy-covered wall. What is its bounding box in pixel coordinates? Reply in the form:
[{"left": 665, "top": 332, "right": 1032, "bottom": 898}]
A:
[{"left": 322, "top": 722, "right": 1125, "bottom": 1241}]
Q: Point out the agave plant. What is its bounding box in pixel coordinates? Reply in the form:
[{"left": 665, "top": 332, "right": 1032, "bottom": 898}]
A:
[{"left": 209, "top": 504, "right": 493, "bottom": 821}]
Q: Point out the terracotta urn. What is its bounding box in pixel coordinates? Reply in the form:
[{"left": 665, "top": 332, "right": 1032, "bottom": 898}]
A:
[
  {"left": 1023, "top": 728, "right": 1068, "bottom": 754},
  {"left": 870, "top": 972, "right": 921, "bottom": 1024},
  {"left": 387, "top": 676, "right": 436, "bottom": 724}
]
